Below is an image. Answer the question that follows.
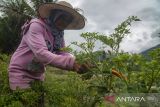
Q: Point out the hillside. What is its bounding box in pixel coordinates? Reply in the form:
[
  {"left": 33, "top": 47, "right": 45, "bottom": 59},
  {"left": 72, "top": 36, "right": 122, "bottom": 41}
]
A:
[{"left": 141, "top": 44, "right": 160, "bottom": 56}]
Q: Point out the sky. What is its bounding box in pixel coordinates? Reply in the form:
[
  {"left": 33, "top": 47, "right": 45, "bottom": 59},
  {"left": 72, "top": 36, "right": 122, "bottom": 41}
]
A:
[{"left": 61, "top": 0, "right": 160, "bottom": 53}]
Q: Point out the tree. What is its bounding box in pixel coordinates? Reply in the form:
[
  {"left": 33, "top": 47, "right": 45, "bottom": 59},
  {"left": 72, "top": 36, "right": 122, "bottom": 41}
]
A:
[{"left": 0, "top": 0, "right": 58, "bottom": 53}]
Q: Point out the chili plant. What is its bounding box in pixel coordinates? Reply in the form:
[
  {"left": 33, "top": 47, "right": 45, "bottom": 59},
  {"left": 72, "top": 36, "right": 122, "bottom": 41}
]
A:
[{"left": 71, "top": 16, "right": 141, "bottom": 106}]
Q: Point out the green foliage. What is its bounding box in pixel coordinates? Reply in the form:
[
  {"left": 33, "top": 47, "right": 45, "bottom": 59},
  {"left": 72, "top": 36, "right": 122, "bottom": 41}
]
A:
[
  {"left": 0, "top": 0, "right": 35, "bottom": 18},
  {"left": 71, "top": 16, "right": 160, "bottom": 105},
  {"left": 0, "top": 0, "right": 58, "bottom": 54},
  {"left": 0, "top": 0, "right": 33, "bottom": 53},
  {"left": 94, "top": 16, "right": 140, "bottom": 53},
  {"left": 0, "top": 16, "right": 23, "bottom": 53},
  {"left": 44, "top": 72, "right": 96, "bottom": 107}
]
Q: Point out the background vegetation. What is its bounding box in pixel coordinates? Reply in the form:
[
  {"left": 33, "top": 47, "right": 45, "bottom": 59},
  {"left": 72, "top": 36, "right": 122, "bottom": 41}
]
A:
[{"left": 0, "top": 0, "right": 57, "bottom": 53}]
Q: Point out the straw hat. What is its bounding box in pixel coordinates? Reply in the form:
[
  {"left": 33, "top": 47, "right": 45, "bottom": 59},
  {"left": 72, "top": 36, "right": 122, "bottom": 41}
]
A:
[{"left": 38, "top": 1, "right": 85, "bottom": 30}]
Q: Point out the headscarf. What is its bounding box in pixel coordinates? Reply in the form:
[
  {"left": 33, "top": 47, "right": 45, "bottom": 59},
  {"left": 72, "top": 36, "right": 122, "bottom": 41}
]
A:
[{"left": 45, "top": 9, "right": 73, "bottom": 52}]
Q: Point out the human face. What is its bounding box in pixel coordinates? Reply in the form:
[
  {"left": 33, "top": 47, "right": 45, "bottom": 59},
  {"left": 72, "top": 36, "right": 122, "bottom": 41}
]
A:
[{"left": 55, "top": 13, "right": 73, "bottom": 30}]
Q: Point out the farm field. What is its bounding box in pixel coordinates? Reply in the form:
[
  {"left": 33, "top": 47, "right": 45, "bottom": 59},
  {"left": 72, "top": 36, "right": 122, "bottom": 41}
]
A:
[{"left": 0, "top": 1, "right": 160, "bottom": 106}]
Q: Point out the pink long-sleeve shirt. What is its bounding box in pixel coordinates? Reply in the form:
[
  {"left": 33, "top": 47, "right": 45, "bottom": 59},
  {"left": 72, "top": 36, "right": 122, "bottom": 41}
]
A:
[{"left": 8, "top": 18, "right": 75, "bottom": 90}]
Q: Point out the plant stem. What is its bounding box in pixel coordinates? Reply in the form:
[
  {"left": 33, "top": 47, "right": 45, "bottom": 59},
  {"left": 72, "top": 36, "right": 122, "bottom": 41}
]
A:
[{"left": 147, "top": 68, "right": 155, "bottom": 92}]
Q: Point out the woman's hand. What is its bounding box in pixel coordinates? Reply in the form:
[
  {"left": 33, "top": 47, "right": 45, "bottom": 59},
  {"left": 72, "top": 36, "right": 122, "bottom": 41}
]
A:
[{"left": 73, "top": 62, "right": 90, "bottom": 74}]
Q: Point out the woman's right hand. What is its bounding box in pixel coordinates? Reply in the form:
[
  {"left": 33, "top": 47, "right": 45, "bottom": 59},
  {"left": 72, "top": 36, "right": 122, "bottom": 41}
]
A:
[{"left": 73, "top": 62, "right": 90, "bottom": 74}]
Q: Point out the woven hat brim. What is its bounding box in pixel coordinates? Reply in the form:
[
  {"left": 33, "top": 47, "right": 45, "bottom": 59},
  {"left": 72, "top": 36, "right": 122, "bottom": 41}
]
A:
[{"left": 38, "top": 3, "right": 85, "bottom": 30}]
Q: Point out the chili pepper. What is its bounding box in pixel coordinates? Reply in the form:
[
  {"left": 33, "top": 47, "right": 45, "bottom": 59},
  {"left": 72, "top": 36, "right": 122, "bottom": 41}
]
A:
[
  {"left": 119, "top": 71, "right": 128, "bottom": 81},
  {"left": 111, "top": 69, "right": 127, "bottom": 81},
  {"left": 112, "top": 69, "right": 122, "bottom": 78}
]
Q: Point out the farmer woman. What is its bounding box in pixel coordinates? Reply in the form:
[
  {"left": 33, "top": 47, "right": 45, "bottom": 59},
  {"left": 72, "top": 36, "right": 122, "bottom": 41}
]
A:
[{"left": 8, "top": 1, "right": 88, "bottom": 90}]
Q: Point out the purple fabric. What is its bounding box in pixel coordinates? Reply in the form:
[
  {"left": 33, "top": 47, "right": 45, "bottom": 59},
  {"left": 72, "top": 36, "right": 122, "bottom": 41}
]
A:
[{"left": 8, "top": 18, "right": 75, "bottom": 90}]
